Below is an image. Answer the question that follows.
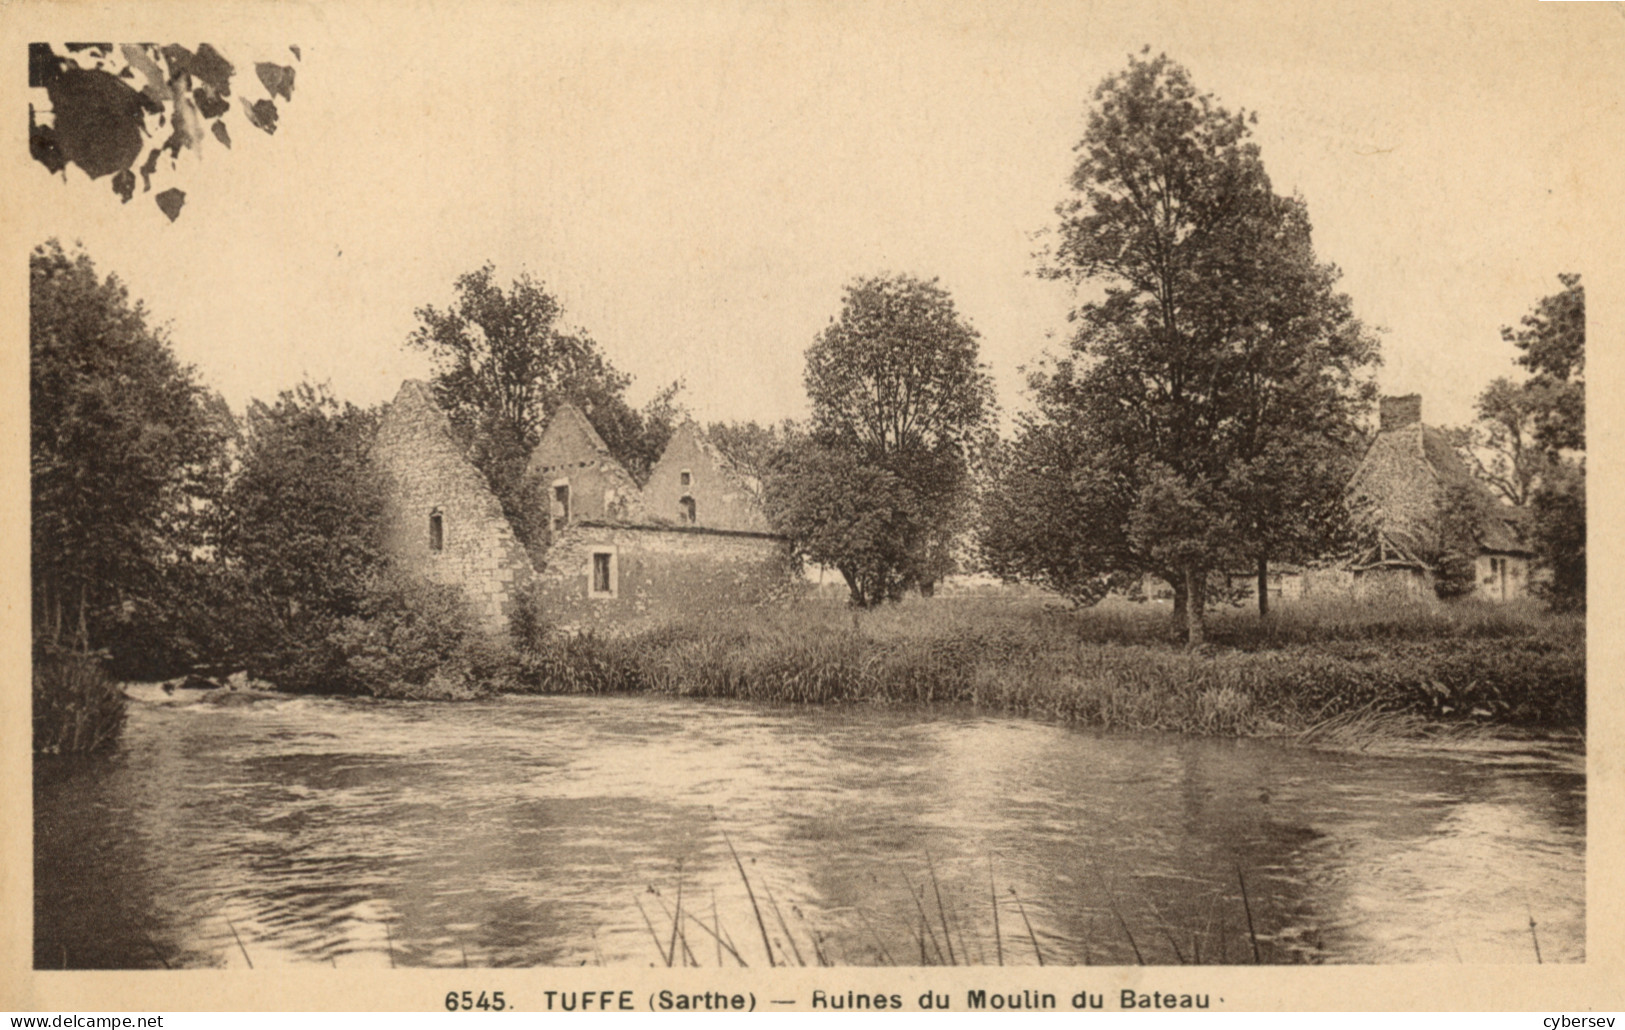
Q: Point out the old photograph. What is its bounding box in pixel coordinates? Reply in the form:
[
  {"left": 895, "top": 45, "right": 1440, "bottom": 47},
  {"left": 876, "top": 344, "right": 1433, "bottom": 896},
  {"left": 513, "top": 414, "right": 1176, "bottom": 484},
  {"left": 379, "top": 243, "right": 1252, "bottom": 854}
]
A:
[{"left": 9, "top": 0, "right": 1618, "bottom": 1012}]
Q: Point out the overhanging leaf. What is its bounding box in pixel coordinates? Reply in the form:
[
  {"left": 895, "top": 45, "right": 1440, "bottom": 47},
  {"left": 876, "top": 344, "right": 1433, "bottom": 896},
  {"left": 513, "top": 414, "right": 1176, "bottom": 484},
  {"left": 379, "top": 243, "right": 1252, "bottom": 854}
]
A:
[
  {"left": 242, "top": 97, "right": 278, "bottom": 134},
  {"left": 155, "top": 188, "right": 186, "bottom": 222},
  {"left": 255, "top": 62, "right": 296, "bottom": 102}
]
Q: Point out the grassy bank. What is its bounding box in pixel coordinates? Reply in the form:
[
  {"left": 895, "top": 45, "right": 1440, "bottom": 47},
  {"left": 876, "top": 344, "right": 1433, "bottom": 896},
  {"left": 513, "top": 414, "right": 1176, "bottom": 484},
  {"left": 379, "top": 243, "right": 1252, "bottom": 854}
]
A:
[{"left": 510, "top": 597, "right": 1584, "bottom": 736}]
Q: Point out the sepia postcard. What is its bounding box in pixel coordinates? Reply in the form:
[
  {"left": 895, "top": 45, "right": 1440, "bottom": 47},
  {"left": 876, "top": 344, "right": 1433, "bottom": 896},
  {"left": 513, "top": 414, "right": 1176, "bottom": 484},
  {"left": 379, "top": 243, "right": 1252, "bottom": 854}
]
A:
[{"left": 3, "top": 0, "right": 1622, "bottom": 1014}]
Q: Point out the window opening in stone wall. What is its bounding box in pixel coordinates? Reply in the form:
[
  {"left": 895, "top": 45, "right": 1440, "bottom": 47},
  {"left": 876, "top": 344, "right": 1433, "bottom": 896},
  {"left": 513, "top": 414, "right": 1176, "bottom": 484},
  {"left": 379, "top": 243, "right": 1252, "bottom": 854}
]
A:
[
  {"left": 590, "top": 549, "right": 617, "bottom": 598},
  {"left": 679, "top": 495, "right": 696, "bottom": 524},
  {"left": 553, "top": 481, "right": 570, "bottom": 534},
  {"left": 680, "top": 469, "right": 692, "bottom": 488},
  {"left": 429, "top": 510, "right": 444, "bottom": 553}
]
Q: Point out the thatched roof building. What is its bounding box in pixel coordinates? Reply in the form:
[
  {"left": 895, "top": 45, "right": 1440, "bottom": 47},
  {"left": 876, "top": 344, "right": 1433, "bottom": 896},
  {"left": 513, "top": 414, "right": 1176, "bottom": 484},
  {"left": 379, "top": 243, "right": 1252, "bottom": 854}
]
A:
[{"left": 1343, "top": 395, "right": 1531, "bottom": 600}]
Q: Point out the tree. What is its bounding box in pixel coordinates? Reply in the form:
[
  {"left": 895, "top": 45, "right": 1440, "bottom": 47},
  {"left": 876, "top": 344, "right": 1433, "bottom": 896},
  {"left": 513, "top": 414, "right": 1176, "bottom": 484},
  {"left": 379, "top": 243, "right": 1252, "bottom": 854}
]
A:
[
  {"left": 1530, "top": 458, "right": 1584, "bottom": 612},
  {"left": 980, "top": 416, "right": 1141, "bottom": 607},
  {"left": 994, "top": 51, "right": 1378, "bottom": 643},
  {"left": 793, "top": 273, "right": 995, "bottom": 601},
  {"left": 29, "top": 43, "right": 300, "bottom": 221},
  {"left": 1508, "top": 274, "right": 1584, "bottom": 454},
  {"left": 408, "top": 264, "right": 681, "bottom": 549},
  {"left": 31, "top": 240, "right": 231, "bottom": 663},
  {"left": 1507, "top": 275, "right": 1584, "bottom": 610},
  {"left": 217, "top": 383, "right": 384, "bottom": 689},
  {"left": 1447, "top": 377, "right": 1548, "bottom": 507},
  {"left": 762, "top": 438, "right": 925, "bottom": 607},
  {"left": 706, "top": 419, "right": 800, "bottom": 487},
  {"left": 1432, "top": 481, "right": 1491, "bottom": 600}
]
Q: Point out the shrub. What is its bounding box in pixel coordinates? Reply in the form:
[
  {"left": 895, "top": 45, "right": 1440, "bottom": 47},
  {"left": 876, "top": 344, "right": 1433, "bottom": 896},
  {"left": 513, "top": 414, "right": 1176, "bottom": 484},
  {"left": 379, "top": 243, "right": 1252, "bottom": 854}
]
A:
[
  {"left": 33, "top": 646, "right": 126, "bottom": 754},
  {"left": 330, "top": 571, "right": 519, "bottom": 699}
]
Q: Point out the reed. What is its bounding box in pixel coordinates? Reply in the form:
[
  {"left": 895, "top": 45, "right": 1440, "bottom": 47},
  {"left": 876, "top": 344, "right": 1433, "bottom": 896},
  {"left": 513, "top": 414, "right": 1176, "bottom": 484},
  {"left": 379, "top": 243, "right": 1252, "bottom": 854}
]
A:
[
  {"left": 510, "top": 597, "right": 1583, "bottom": 735},
  {"left": 33, "top": 647, "right": 126, "bottom": 754}
]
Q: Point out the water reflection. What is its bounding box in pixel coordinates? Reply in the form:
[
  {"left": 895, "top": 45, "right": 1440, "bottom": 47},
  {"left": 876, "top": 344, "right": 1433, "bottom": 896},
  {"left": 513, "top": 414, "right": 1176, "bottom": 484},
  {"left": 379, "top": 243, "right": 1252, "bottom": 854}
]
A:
[{"left": 35, "top": 693, "right": 1583, "bottom": 967}]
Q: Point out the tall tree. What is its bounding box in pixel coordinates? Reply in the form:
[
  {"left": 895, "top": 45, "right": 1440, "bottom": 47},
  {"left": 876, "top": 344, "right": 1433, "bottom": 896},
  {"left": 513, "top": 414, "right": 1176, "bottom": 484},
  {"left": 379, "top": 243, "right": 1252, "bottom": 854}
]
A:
[
  {"left": 1508, "top": 273, "right": 1584, "bottom": 454},
  {"left": 408, "top": 264, "right": 680, "bottom": 547},
  {"left": 992, "top": 51, "right": 1378, "bottom": 642},
  {"left": 217, "top": 383, "right": 384, "bottom": 689},
  {"left": 30, "top": 240, "right": 230, "bottom": 659},
  {"left": 1509, "top": 274, "right": 1584, "bottom": 610},
  {"left": 1447, "top": 378, "right": 1547, "bottom": 507},
  {"left": 788, "top": 273, "right": 995, "bottom": 602}
]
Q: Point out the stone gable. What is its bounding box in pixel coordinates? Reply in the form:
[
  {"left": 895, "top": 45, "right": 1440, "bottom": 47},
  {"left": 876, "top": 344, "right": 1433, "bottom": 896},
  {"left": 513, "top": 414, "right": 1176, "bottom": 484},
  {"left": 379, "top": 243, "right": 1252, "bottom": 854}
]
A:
[
  {"left": 373, "top": 380, "right": 534, "bottom": 632},
  {"left": 642, "top": 422, "right": 770, "bottom": 532},
  {"left": 526, "top": 402, "right": 645, "bottom": 527}
]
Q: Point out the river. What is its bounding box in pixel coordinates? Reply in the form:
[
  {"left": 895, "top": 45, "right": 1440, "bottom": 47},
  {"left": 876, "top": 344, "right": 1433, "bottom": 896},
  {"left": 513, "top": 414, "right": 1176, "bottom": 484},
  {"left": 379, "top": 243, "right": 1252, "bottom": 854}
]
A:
[{"left": 34, "top": 690, "right": 1583, "bottom": 967}]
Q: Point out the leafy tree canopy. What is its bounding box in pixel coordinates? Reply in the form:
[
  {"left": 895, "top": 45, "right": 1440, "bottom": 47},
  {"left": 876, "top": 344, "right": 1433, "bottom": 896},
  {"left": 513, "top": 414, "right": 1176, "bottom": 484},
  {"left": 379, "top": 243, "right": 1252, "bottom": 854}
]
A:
[
  {"left": 787, "top": 273, "right": 995, "bottom": 601},
  {"left": 31, "top": 239, "right": 231, "bottom": 658},
  {"left": 217, "top": 382, "right": 385, "bottom": 687},
  {"left": 407, "top": 264, "right": 683, "bottom": 548},
  {"left": 762, "top": 438, "right": 928, "bottom": 607},
  {"left": 989, "top": 50, "right": 1378, "bottom": 641},
  {"left": 1506, "top": 273, "right": 1584, "bottom": 454}
]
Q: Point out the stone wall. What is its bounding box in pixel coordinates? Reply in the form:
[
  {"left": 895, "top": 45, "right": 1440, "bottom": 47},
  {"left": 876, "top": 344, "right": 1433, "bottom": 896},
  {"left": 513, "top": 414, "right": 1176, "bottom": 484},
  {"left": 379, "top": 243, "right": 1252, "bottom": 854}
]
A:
[
  {"left": 373, "top": 380, "right": 534, "bottom": 633},
  {"left": 1350, "top": 565, "right": 1434, "bottom": 604},
  {"left": 531, "top": 522, "right": 792, "bottom": 634}
]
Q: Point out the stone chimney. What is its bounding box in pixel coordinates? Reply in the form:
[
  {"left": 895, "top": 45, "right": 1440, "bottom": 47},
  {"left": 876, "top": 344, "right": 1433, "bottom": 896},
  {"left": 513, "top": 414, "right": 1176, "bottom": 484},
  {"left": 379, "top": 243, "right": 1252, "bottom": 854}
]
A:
[{"left": 1379, "top": 394, "right": 1423, "bottom": 432}]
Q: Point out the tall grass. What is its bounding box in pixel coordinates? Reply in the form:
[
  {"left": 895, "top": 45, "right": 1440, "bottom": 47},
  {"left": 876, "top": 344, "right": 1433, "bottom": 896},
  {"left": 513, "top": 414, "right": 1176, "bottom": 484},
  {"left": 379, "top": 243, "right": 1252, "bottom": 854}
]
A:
[
  {"left": 509, "top": 596, "right": 1583, "bottom": 735},
  {"left": 33, "top": 647, "right": 126, "bottom": 754}
]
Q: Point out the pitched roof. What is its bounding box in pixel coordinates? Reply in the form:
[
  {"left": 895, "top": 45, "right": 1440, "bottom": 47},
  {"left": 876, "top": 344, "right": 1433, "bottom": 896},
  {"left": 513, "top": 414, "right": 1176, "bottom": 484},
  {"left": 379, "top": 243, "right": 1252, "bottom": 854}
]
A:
[{"left": 1348, "top": 418, "right": 1529, "bottom": 565}]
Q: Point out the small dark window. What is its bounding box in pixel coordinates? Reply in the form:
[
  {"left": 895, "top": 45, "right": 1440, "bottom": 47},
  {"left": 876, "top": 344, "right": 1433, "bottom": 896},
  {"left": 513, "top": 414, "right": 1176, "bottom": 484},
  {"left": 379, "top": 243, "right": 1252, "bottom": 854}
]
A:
[
  {"left": 680, "top": 469, "right": 692, "bottom": 488},
  {"left": 592, "top": 551, "right": 613, "bottom": 595},
  {"left": 679, "top": 495, "right": 696, "bottom": 523},
  {"left": 553, "top": 483, "right": 571, "bottom": 533},
  {"left": 429, "top": 510, "right": 444, "bottom": 552}
]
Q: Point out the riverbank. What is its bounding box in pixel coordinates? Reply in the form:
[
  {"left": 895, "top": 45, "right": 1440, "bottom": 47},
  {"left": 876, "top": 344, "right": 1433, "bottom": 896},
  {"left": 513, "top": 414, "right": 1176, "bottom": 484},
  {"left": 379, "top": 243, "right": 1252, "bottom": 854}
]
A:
[{"left": 510, "top": 597, "right": 1584, "bottom": 738}]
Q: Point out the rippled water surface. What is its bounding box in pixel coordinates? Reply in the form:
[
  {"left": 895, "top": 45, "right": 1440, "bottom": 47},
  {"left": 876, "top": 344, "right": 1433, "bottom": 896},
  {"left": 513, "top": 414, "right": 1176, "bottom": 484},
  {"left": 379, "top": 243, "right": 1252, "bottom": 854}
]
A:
[{"left": 35, "top": 691, "right": 1583, "bottom": 967}]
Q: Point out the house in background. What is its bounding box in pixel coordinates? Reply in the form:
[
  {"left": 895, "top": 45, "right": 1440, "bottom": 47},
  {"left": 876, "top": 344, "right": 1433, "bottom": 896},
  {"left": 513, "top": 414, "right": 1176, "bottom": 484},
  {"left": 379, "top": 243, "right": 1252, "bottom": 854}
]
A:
[
  {"left": 1336, "top": 394, "right": 1532, "bottom": 602},
  {"left": 374, "top": 381, "right": 791, "bottom": 637}
]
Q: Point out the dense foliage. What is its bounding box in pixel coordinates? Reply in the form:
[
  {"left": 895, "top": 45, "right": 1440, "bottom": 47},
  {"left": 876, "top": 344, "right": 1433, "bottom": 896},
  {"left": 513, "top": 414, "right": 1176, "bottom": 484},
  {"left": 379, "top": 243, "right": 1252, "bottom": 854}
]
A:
[
  {"left": 771, "top": 274, "right": 994, "bottom": 605},
  {"left": 216, "top": 383, "right": 385, "bottom": 690},
  {"left": 1450, "top": 275, "right": 1584, "bottom": 611},
  {"left": 33, "top": 646, "right": 127, "bottom": 754},
  {"left": 408, "top": 264, "right": 683, "bottom": 551},
  {"left": 29, "top": 43, "right": 300, "bottom": 221},
  {"left": 30, "top": 240, "right": 232, "bottom": 670},
  {"left": 983, "top": 51, "right": 1378, "bottom": 642}
]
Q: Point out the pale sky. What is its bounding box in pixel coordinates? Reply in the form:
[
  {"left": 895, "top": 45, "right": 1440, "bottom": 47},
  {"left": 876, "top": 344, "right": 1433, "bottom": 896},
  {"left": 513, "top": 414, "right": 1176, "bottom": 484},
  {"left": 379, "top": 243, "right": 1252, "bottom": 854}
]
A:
[{"left": 11, "top": 0, "right": 1621, "bottom": 432}]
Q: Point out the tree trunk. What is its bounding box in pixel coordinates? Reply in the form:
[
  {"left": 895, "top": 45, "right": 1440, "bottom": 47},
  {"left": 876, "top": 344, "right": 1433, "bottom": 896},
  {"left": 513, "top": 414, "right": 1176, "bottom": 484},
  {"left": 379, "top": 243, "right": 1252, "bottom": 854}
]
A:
[
  {"left": 1170, "top": 574, "right": 1187, "bottom": 638},
  {"left": 1256, "top": 556, "right": 1269, "bottom": 618},
  {"left": 919, "top": 579, "right": 936, "bottom": 599},
  {"left": 1183, "top": 567, "right": 1206, "bottom": 648},
  {"left": 840, "top": 567, "right": 866, "bottom": 609}
]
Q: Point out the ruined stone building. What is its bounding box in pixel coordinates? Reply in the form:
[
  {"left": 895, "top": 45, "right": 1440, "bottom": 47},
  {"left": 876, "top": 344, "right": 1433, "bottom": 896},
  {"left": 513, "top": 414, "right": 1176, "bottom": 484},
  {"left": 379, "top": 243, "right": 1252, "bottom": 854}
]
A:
[
  {"left": 1337, "top": 394, "right": 1532, "bottom": 602},
  {"left": 373, "top": 381, "right": 791, "bottom": 636}
]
